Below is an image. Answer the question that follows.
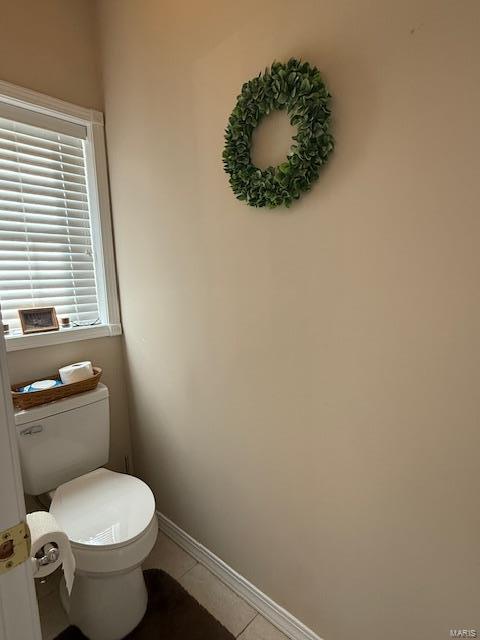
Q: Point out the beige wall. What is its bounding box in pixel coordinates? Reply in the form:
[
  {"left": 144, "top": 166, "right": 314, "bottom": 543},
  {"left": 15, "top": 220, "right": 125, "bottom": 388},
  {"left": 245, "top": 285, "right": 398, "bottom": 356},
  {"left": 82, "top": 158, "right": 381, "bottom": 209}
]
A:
[
  {"left": 97, "top": 1, "right": 480, "bottom": 639},
  {"left": 0, "top": 0, "right": 102, "bottom": 110},
  {"left": 0, "top": 0, "right": 132, "bottom": 473}
]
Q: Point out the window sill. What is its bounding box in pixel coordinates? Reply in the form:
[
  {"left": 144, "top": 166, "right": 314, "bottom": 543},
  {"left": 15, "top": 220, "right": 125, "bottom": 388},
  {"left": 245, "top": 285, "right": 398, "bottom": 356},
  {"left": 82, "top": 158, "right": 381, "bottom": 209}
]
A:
[{"left": 4, "top": 323, "right": 122, "bottom": 352}]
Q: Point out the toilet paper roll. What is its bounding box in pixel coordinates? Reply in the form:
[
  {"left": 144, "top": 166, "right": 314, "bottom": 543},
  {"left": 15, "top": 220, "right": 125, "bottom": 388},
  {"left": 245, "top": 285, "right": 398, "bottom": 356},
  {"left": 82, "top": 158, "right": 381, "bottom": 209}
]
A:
[
  {"left": 59, "top": 361, "right": 94, "bottom": 385},
  {"left": 26, "top": 511, "right": 75, "bottom": 595}
]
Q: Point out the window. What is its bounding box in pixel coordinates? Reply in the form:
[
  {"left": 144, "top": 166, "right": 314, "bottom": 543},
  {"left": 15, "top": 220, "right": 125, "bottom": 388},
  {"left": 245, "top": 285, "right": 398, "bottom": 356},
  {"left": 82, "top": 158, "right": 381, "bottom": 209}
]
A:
[
  {"left": 0, "top": 81, "right": 120, "bottom": 351},
  {"left": 0, "top": 117, "right": 98, "bottom": 330}
]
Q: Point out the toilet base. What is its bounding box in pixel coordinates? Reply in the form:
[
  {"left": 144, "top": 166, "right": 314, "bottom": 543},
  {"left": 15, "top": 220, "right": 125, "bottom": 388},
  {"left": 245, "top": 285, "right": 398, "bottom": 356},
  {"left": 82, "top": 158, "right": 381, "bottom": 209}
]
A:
[{"left": 60, "top": 565, "right": 148, "bottom": 640}]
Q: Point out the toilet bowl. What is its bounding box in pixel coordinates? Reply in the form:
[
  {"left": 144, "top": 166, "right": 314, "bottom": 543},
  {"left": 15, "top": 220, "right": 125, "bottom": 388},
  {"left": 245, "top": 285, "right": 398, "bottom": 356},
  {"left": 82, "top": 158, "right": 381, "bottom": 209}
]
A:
[
  {"left": 51, "top": 468, "right": 158, "bottom": 640},
  {"left": 14, "top": 383, "right": 158, "bottom": 640}
]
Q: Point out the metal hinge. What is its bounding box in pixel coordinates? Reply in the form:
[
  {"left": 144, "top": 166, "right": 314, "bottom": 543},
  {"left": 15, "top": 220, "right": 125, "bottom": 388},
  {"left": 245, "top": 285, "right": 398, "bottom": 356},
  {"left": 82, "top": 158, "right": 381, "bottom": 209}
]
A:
[{"left": 0, "top": 521, "right": 31, "bottom": 575}]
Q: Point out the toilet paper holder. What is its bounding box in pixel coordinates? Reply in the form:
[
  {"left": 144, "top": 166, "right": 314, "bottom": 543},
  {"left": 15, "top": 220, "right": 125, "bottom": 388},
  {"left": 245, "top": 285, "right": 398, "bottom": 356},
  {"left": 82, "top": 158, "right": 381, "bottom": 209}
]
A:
[{"left": 34, "top": 542, "right": 59, "bottom": 568}]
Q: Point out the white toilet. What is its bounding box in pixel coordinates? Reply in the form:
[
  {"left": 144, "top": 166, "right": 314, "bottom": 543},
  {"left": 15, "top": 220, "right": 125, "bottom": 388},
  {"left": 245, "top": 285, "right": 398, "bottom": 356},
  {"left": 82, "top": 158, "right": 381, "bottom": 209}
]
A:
[{"left": 14, "top": 383, "right": 158, "bottom": 640}]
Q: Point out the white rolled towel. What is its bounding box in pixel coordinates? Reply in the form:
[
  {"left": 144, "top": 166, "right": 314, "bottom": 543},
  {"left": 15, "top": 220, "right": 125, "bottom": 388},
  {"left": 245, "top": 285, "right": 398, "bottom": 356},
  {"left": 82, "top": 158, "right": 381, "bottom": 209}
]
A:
[
  {"left": 27, "top": 511, "right": 75, "bottom": 595},
  {"left": 59, "top": 361, "right": 94, "bottom": 385}
]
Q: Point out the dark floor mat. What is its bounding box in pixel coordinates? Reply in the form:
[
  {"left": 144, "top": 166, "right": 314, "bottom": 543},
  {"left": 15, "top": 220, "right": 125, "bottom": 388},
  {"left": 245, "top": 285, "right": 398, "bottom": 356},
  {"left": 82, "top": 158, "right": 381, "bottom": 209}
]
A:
[{"left": 55, "top": 569, "right": 235, "bottom": 640}]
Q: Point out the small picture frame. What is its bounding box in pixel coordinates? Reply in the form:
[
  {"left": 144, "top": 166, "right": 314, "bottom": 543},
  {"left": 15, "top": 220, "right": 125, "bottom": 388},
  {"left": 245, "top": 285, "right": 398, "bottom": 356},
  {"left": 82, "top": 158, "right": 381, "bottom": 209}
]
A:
[{"left": 18, "top": 307, "right": 59, "bottom": 334}]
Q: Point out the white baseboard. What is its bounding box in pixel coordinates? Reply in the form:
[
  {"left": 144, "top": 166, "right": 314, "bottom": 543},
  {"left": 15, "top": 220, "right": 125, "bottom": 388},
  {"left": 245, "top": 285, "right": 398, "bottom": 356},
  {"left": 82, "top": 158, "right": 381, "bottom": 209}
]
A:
[{"left": 156, "top": 511, "right": 323, "bottom": 640}]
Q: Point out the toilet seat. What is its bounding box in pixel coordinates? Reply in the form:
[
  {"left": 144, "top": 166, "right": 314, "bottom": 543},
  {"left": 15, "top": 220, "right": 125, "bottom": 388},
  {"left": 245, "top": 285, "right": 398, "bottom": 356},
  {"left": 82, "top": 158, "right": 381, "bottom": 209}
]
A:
[{"left": 50, "top": 468, "right": 158, "bottom": 573}]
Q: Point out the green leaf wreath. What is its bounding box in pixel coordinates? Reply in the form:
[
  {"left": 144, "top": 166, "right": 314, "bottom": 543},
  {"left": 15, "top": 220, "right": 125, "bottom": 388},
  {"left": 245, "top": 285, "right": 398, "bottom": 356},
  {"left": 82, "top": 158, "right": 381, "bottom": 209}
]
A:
[{"left": 223, "top": 59, "right": 334, "bottom": 209}]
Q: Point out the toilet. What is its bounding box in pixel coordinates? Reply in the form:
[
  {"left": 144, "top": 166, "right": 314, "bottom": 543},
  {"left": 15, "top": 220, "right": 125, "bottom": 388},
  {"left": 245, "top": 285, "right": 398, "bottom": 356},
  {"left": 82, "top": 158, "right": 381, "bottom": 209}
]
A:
[{"left": 14, "top": 383, "right": 158, "bottom": 640}]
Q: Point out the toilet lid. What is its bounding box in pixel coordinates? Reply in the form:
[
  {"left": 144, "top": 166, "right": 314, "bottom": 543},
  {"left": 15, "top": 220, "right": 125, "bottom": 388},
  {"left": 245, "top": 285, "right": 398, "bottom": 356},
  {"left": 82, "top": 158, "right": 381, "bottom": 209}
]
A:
[{"left": 50, "top": 468, "right": 155, "bottom": 547}]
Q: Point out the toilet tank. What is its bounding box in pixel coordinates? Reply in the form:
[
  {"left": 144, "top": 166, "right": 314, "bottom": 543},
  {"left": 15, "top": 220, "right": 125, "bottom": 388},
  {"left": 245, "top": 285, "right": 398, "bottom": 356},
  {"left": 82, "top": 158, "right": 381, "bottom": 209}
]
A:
[{"left": 15, "top": 383, "right": 110, "bottom": 495}]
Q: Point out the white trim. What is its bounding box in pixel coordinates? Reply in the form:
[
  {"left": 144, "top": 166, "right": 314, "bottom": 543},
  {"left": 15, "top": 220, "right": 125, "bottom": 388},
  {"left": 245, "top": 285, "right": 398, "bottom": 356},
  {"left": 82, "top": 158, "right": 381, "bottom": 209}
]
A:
[
  {"left": 5, "top": 323, "right": 122, "bottom": 352},
  {"left": 156, "top": 511, "right": 324, "bottom": 640},
  {"left": 0, "top": 80, "right": 122, "bottom": 341},
  {"left": 85, "top": 121, "right": 122, "bottom": 328},
  {"left": 0, "top": 79, "right": 102, "bottom": 125}
]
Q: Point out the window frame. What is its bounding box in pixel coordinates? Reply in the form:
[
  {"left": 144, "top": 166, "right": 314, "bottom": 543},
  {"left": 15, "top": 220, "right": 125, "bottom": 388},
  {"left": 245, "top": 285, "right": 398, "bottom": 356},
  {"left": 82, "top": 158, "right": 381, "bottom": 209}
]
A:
[{"left": 0, "top": 80, "right": 121, "bottom": 352}]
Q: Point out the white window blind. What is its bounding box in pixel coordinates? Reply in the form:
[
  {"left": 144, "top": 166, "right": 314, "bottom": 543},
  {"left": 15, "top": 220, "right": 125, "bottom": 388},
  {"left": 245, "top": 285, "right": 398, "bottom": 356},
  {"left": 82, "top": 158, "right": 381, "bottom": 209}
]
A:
[{"left": 0, "top": 114, "right": 100, "bottom": 332}]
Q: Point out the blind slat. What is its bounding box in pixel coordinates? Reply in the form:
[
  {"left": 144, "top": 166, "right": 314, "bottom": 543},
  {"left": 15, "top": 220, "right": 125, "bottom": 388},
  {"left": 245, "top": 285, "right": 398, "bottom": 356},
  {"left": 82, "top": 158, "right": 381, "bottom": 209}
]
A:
[
  {"left": 0, "top": 210, "right": 90, "bottom": 225},
  {"left": 0, "top": 167, "right": 87, "bottom": 189},
  {"left": 0, "top": 277, "right": 95, "bottom": 288},
  {"left": 0, "top": 135, "right": 85, "bottom": 160},
  {"left": 1, "top": 292, "right": 97, "bottom": 306},
  {"left": 0, "top": 148, "right": 86, "bottom": 173},
  {"left": 0, "top": 225, "right": 92, "bottom": 240},
  {"left": 0, "top": 212, "right": 90, "bottom": 228},
  {"left": 1, "top": 269, "right": 94, "bottom": 280},
  {"left": 0, "top": 156, "right": 86, "bottom": 180},
  {"left": 0, "top": 192, "right": 88, "bottom": 208},
  {"left": 0, "top": 187, "right": 88, "bottom": 206},
  {"left": 0, "top": 202, "right": 89, "bottom": 217},
  {"left": 0, "top": 126, "right": 83, "bottom": 152},
  {"left": 0, "top": 142, "right": 86, "bottom": 167},
  {"left": 0, "top": 178, "right": 88, "bottom": 200},
  {"left": 1, "top": 263, "right": 95, "bottom": 272},
  {"left": 0, "top": 284, "right": 97, "bottom": 296}
]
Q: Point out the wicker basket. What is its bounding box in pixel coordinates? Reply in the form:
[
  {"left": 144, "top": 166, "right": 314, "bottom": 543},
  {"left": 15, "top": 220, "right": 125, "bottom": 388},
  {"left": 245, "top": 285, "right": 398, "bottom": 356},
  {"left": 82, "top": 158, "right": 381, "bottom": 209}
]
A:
[{"left": 11, "top": 367, "right": 103, "bottom": 410}]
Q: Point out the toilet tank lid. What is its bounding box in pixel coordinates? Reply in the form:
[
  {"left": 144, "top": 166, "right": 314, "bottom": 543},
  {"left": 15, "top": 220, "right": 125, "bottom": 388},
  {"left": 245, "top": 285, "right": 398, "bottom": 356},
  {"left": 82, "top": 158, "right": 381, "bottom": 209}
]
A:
[{"left": 14, "top": 383, "right": 109, "bottom": 426}]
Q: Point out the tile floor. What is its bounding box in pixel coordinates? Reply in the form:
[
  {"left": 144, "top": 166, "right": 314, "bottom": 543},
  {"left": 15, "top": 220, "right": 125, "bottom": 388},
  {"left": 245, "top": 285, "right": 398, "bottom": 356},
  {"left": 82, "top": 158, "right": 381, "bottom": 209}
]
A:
[{"left": 38, "top": 530, "right": 289, "bottom": 640}]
